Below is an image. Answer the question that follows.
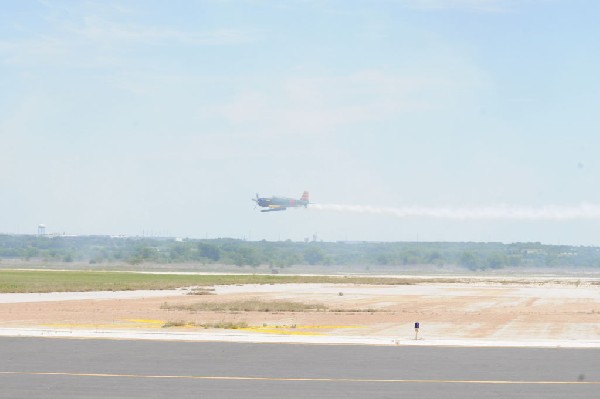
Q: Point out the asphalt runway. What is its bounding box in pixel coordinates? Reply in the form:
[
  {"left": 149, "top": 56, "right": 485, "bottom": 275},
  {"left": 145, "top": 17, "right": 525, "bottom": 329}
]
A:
[{"left": 1, "top": 337, "right": 598, "bottom": 398}]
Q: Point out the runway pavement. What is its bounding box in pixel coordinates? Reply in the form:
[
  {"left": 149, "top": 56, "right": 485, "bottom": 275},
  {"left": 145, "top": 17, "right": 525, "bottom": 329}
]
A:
[{"left": 1, "top": 337, "right": 598, "bottom": 398}]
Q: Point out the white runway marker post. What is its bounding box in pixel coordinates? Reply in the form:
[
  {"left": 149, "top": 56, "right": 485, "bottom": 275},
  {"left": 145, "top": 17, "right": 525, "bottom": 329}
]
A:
[{"left": 414, "top": 322, "right": 420, "bottom": 340}]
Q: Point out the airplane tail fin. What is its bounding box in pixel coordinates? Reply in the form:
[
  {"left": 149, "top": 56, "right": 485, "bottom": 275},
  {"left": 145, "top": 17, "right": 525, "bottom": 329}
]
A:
[{"left": 300, "top": 191, "right": 309, "bottom": 202}]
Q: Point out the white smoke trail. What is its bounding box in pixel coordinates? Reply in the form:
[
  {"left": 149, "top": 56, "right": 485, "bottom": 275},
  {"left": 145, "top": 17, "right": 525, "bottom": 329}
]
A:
[{"left": 310, "top": 203, "right": 600, "bottom": 221}]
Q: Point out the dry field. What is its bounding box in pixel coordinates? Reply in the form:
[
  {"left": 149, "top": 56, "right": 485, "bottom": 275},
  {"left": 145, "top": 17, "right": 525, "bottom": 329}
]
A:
[{"left": 1, "top": 276, "right": 599, "bottom": 342}]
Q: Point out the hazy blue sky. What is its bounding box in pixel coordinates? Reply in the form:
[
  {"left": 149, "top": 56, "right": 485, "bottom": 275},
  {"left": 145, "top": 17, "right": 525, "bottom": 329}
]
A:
[{"left": 2, "top": 0, "right": 600, "bottom": 244}]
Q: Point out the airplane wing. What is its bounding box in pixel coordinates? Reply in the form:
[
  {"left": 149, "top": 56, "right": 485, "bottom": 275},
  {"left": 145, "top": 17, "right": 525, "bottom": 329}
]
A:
[{"left": 261, "top": 206, "right": 287, "bottom": 212}]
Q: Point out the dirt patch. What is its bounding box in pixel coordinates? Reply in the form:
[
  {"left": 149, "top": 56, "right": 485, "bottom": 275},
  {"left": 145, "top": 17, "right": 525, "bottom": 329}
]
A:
[{"left": 0, "top": 281, "right": 598, "bottom": 341}]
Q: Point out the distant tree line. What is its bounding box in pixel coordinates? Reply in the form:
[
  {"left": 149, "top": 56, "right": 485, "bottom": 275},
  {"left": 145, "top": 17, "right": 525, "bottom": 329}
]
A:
[{"left": 1, "top": 235, "right": 600, "bottom": 270}]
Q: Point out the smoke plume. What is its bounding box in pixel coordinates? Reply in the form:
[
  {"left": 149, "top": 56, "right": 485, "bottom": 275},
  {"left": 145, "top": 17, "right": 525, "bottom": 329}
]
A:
[{"left": 310, "top": 203, "right": 600, "bottom": 221}]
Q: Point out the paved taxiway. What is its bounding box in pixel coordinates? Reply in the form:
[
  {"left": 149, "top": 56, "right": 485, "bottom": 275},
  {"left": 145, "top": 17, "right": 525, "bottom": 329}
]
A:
[{"left": 1, "top": 337, "right": 598, "bottom": 398}]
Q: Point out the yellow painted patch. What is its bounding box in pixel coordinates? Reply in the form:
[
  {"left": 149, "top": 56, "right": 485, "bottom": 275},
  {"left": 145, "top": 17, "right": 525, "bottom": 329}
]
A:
[
  {"left": 42, "top": 321, "right": 165, "bottom": 330},
  {"left": 239, "top": 328, "right": 323, "bottom": 336},
  {"left": 43, "top": 323, "right": 129, "bottom": 329},
  {"left": 239, "top": 324, "right": 364, "bottom": 336},
  {"left": 39, "top": 322, "right": 364, "bottom": 335},
  {"left": 294, "top": 325, "right": 365, "bottom": 330},
  {"left": 127, "top": 319, "right": 164, "bottom": 324}
]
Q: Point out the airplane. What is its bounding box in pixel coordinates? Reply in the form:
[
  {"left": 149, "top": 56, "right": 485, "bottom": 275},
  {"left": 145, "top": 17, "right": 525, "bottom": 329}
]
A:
[{"left": 252, "top": 191, "right": 310, "bottom": 212}]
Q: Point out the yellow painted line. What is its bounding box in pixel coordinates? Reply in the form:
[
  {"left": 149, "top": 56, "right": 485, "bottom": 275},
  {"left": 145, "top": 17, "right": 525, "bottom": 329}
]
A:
[
  {"left": 40, "top": 322, "right": 362, "bottom": 333},
  {"left": 293, "top": 325, "right": 364, "bottom": 330},
  {"left": 247, "top": 325, "right": 363, "bottom": 330},
  {"left": 44, "top": 320, "right": 166, "bottom": 327},
  {"left": 41, "top": 324, "right": 163, "bottom": 329},
  {"left": 127, "top": 319, "right": 164, "bottom": 324},
  {"left": 239, "top": 328, "right": 324, "bottom": 336},
  {"left": 0, "top": 371, "right": 598, "bottom": 384},
  {"left": 42, "top": 324, "right": 121, "bottom": 329}
]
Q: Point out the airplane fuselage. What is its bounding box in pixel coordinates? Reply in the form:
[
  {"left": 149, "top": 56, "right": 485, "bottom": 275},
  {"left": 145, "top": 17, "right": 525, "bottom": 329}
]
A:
[{"left": 254, "top": 191, "right": 309, "bottom": 212}]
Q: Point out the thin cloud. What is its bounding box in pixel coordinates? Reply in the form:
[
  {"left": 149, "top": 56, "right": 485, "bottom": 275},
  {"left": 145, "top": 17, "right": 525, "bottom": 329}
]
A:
[
  {"left": 0, "top": 26, "right": 260, "bottom": 68},
  {"left": 205, "top": 67, "right": 488, "bottom": 137},
  {"left": 0, "top": 2, "right": 262, "bottom": 68},
  {"left": 401, "top": 0, "right": 516, "bottom": 13},
  {"left": 70, "top": 18, "right": 263, "bottom": 46}
]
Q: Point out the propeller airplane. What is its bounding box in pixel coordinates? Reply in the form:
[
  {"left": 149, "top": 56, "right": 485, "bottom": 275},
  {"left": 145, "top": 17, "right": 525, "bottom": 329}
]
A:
[{"left": 252, "top": 191, "right": 310, "bottom": 212}]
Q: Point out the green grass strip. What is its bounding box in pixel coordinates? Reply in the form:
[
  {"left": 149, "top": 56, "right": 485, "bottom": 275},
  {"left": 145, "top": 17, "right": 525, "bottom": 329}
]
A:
[{"left": 0, "top": 270, "right": 421, "bottom": 293}]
